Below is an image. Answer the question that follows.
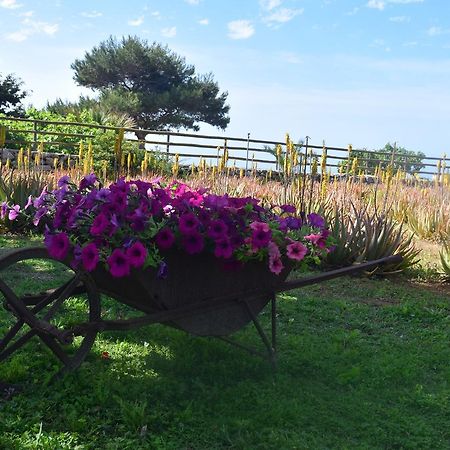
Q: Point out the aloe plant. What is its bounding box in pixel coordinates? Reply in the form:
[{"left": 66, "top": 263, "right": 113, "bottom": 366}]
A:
[{"left": 439, "top": 241, "right": 450, "bottom": 280}]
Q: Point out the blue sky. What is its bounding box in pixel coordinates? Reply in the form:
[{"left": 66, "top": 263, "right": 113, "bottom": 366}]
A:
[{"left": 1, "top": 0, "right": 449, "bottom": 156}]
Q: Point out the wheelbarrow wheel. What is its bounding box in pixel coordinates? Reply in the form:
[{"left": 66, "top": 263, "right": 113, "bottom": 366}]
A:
[{"left": 0, "top": 247, "right": 101, "bottom": 378}]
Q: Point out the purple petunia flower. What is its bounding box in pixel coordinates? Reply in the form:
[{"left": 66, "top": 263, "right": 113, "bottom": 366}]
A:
[
  {"left": 178, "top": 212, "right": 199, "bottom": 234},
  {"left": 81, "top": 243, "right": 100, "bottom": 272},
  {"left": 155, "top": 227, "right": 175, "bottom": 250},
  {"left": 96, "top": 188, "right": 111, "bottom": 201},
  {"left": 90, "top": 213, "right": 109, "bottom": 236},
  {"left": 107, "top": 249, "right": 130, "bottom": 278},
  {"left": 33, "top": 207, "right": 48, "bottom": 226},
  {"left": 1, "top": 202, "right": 8, "bottom": 219},
  {"left": 58, "top": 175, "right": 71, "bottom": 188},
  {"left": 182, "top": 232, "right": 204, "bottom": 255},
  {"left": 214, "top": 238, "right": 233, "bottom": 259},
  {"left": 79, "top": 173, "right": 98, "bottom": 190},
  {"left": 280, "top": 204, "right": 296, "bottom": 214},
  {"left": 208, "top": 219, "right": 228, "bottom": 240},
  {"left": 251, "top": 228, "right": 272, "bottom": 250},
  {"left": 126, "top": 241, "right": 147, "bottom": 269},
  {"left": 33, "top": 187, "right": 48, "bottom": 209},
  {"left": 307, "top": 213, "right": 325, "bottom": 229},
  {"left": 24, "top": 195, "right": 33, "bottom": 210},
  {"left": 46, "top": 232, "right": 71, "bottom": 260},
  {"left": 157, "top": 261, "right": 168, "bottom": 279},
  {"left": 8, "top": 205, "right": 20, "bottom": 221}
]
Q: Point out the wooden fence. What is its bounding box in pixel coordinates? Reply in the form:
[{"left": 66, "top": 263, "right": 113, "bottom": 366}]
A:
[{"left": 0, "top": 116, "right": 448, "bottom": 178}]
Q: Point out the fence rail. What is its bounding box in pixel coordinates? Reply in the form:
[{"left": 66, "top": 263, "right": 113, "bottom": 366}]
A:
[{"left": 0, "top": 115, "right": 448, "bottom": 178}]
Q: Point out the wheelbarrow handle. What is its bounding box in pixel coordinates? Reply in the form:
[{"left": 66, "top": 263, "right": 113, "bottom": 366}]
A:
[{"left": 277, "top": 254, "right": 403, "bottom": 293}]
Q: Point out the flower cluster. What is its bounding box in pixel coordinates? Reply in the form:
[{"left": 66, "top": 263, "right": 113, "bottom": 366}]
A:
[{"left": 1, "top": 174, "right": 333, "bottom": 278}]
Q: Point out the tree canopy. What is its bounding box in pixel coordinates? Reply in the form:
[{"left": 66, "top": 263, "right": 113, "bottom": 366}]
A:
[
  {"left": 71, "top": 36, "right": 230, "bottom": 132},
  {"left": 0, "top": 73, "right": 28, "bottom": 117},
  {"left": 338, "top": 143, "right": 426, "bottom": 174}
]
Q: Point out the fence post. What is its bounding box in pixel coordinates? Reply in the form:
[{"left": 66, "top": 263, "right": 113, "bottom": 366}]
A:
[
  {"left": 166, "top": 133, "right": 170, "bottom": 154},
  {"left": 245, "top": 132, "right": 250, "bottom": 175},
  {"left": 33, "top": 119, "right": 38, "bottom": 152}
]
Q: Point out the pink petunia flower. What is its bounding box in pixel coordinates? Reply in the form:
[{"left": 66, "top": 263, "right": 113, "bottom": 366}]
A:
[
  {"left": 268, "top": 241, "right": 281, "bottom": 260},
  {"left": 249, "top": 221, "right": 270, "bottom": 233},
  {"left": 126, "top": 241, "right": 147, "bottom": 268},
  {"left": 286, "top": 241, "right": 308, "bottom": 261},
  {"left": 107, "top": 249, "right": 130, "bottom": 278},
  {"left": 269, "top": 257, "right": 284, "bottom": 275}
]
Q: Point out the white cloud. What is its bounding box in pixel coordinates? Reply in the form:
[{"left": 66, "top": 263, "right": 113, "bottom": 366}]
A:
[
  {"left": 389, "top": 16, "right": 410, "bottom": 22},
  {"left": 161, "top": 26, "right": 177, "bottom": 38},
  {"left": 389, "top": 0, "right": 423, "bottom": 3},
  {"left": 6, "top": 17, "right": 59, "bottom": 42},
  {"left": 0, "top": 0, "right": 22, "bottom": 9},
  {"left": 151, "top": 11, "right": 160, "bottom": 18},
  {"left": 427, "top": 26, "right": 450, "bottom": 36},
  {"left": 263, "top": 8, "right": 303, "bottom": 26},
  {"left": 280, "top": 52, "right": 302, "bottom": 64},
  {"left": 20, "top": 10, "right": 32, "bottom": 17},
  {"left": 367, "top": 0, "right": 385, "bottom": 10},
  {"left": 6, "top": 30, "right": 29, "bottom": 41},
  {"left": 81, "top": 11, "right": 102, "bottom": 18},
  {"left": 128, "top": 16, "right": 144, "bottom": 26},
  {"left": 198, "top": 18, "right": 209, "bottom": 25},
  {"left": 185, "top": 0, "right": 200, "bottom": 4},
  {"left": 346, "top": 7, "right": 359, "bottom": 15},
  {"left": 227, "top": 20, "right": 255, "bottom": 39},
  {"left": 260, "top": 0, "right": 282, "bottom": 10}
]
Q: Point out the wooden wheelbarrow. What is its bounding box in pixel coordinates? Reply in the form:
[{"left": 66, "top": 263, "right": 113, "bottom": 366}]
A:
[{"left": 0, "top": 247, "right": 402, "bottom": 381}]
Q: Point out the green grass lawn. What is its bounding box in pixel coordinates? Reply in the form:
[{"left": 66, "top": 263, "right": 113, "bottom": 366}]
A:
[{"left": 0, "top": 235, "right": 449, "bottom": 449}]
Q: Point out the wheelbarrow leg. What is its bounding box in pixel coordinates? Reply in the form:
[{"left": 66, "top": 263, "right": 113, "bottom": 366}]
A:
[
  {"left": 242, "top": 295, "right": 277, "bottom": 369},
  {"left": 215, "top": 294, "right": 278, "bottom": 368}
]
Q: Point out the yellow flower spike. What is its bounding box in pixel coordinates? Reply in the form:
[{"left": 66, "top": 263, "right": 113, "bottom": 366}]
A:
[
  {"left": 5, "top": 158, "right": 10, "bottom": 170},
  {"left": 268, "top": 169, "right": 272, "bottom": 180},
  {"left": 240, "top": 168, "right": 244, "bottom": 178},
  {"left": 311, "top": 158, "right": 318, "bottom": 177},
  {"left": 17, "top": 148, "right": 23, "bottom": 170},
  {"left": 351, "top": 157, "right": 358, "bottom": 174},
  {"left": 212, "top": 166, "right": 217, "bottom": 178},
  {"left": 79, "top": 141, "right": 84, "bottom": 162},
  {"left": 127, "top": 152, "right": 132, "bottom": 173},
  {"left": 0, "top": 125, "right": 6, "bottom": 147},
  {"left": 191, "top": 163, "right": 195, "bottom": 175},
  {"left": 53, "top": 157, "right": 58, "bottom": 170}
]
